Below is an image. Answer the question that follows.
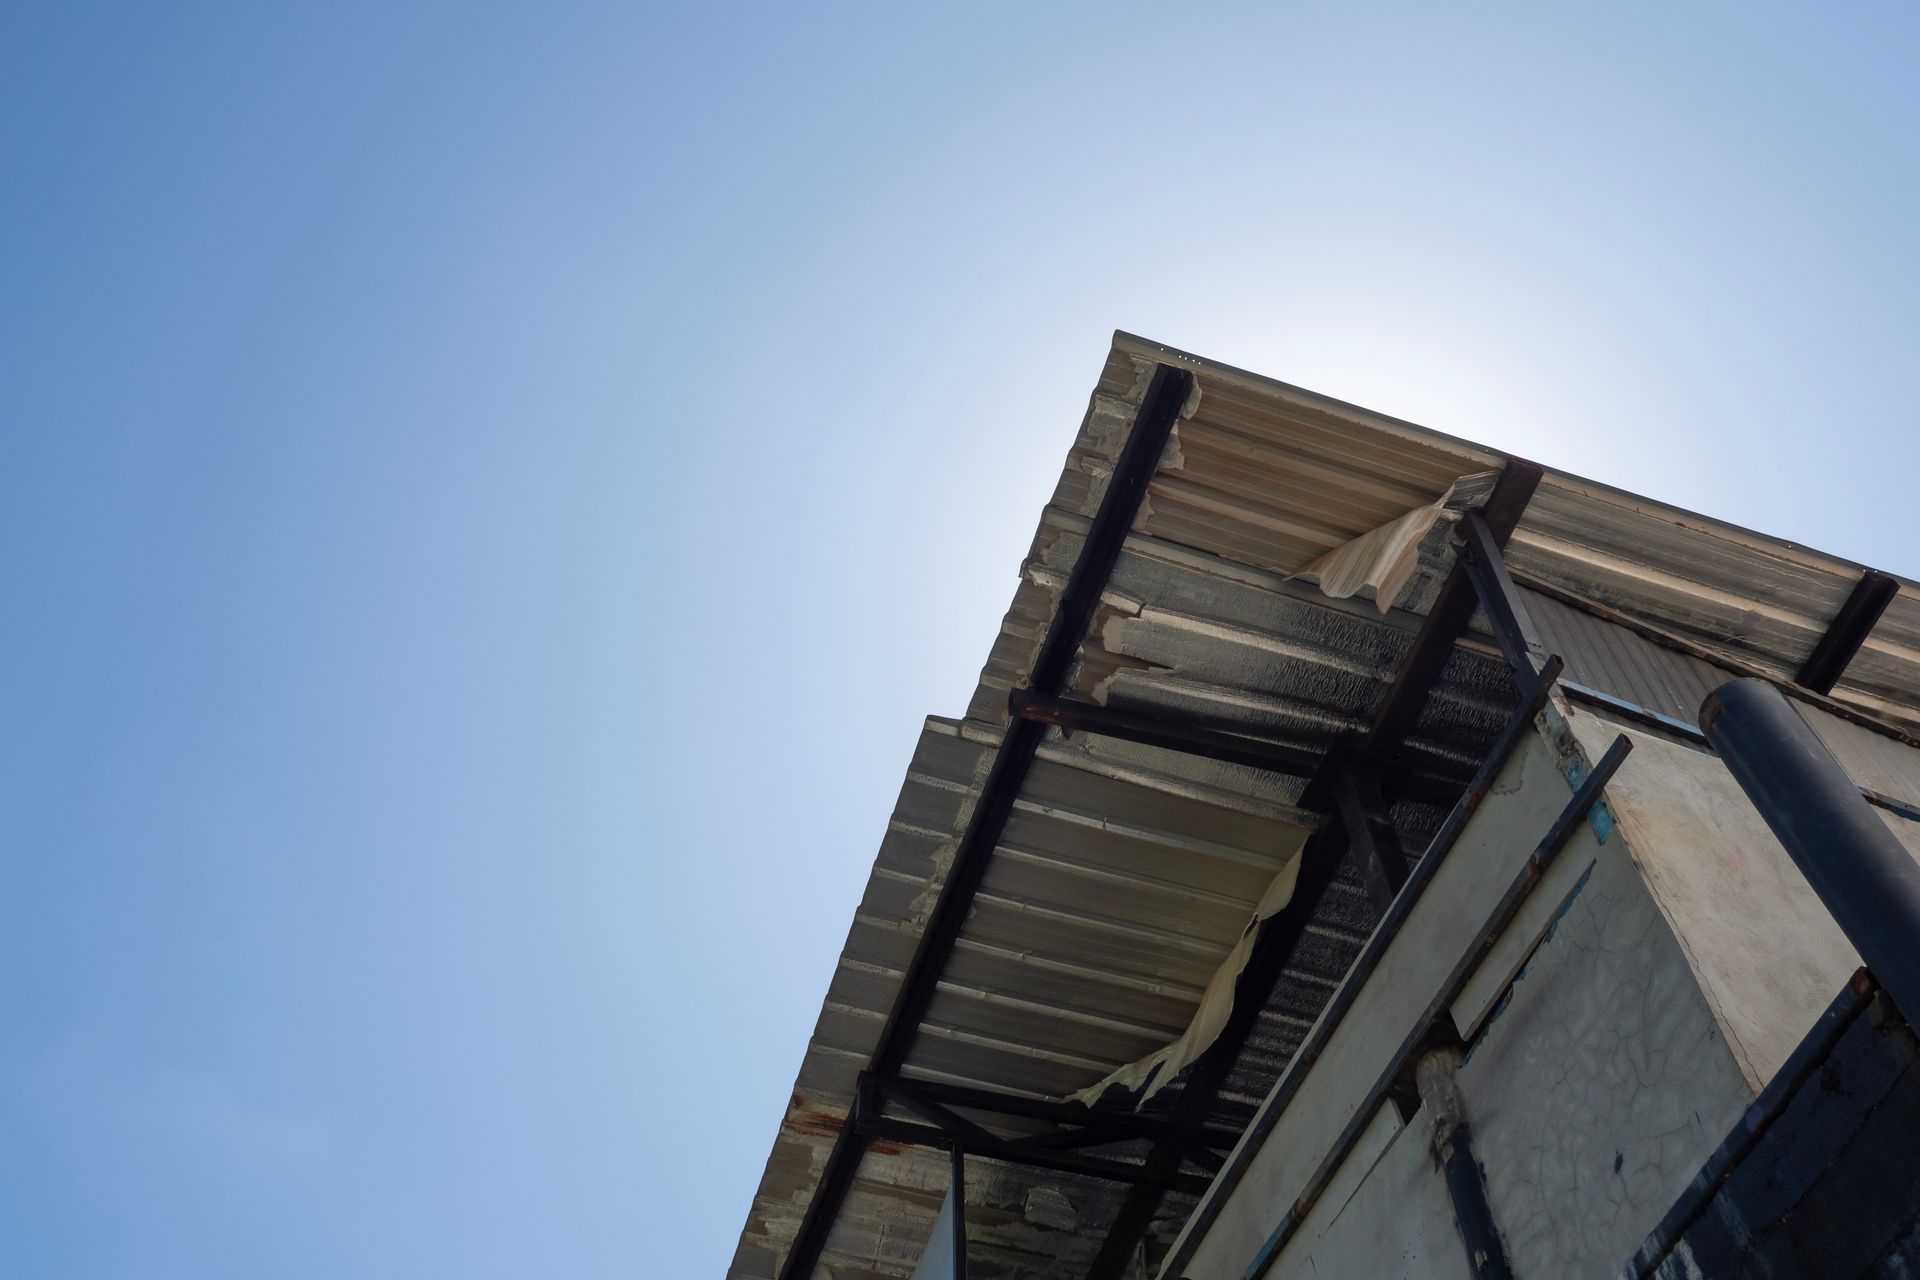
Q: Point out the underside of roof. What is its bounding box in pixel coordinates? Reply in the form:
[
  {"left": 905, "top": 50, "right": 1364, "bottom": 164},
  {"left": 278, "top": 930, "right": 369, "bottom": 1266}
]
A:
[{"left": 730, "top": 334, "right": 1920, "bottom": 1280}]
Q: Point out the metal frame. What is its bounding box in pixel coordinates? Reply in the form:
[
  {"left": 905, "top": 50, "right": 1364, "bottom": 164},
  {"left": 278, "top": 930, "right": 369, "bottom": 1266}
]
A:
[
  {"left": 775, "top": 366, "right": 1195, "bottom": 1280},
  {"left": 1416, "top": 1046, "right": 1514, "bottom": 1280},
  {"left": 1240, "top": 735, "right": 1634, "bottom": 1280},
  {"left": 1331, "top": 766, "right": 1410, "bottom": 915},
  {"left": 1083, "top": 801, "right": 1358, "bottom": 1279},
  {"left": 1156, "top": 657, "right": 1565, "bottom": 1278},
  {"left": 1796, "top": 568, "right": 1898, "bottom": 694},
  {"left": 1009, "top": 687, "right": 1320, "bottom": 776},
  {"left": 1459, "top": 509, "right": 1547, "bottom": 681},
  {"left": 1365, "top": 463, "right": 1543, "bottom": 751},
  {"left": 1083, "top": 460, "right": 1550, "bottom": 1279},
  {"left": 1012, "top": 689, "right": 1475, "bottom": 805},
  {"left": 777, "top": 369, "right": 1558, "bottom": 1280}
]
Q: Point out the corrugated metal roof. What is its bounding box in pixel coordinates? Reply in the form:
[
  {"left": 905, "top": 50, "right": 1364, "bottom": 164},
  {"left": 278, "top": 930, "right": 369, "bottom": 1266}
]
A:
[{"left": 730, "top": 334, "right": 1920, "bottom": 1280}]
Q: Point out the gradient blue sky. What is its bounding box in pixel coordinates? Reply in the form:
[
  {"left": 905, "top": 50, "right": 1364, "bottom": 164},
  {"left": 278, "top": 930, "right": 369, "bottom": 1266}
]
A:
[{"left": 5, "top": 4, "right": 1919, "bottom": 1276}]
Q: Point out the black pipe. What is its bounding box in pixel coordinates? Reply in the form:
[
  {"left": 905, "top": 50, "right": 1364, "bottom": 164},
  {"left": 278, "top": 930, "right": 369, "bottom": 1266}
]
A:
[
  {"left": 1417, "top": 1048, "right": 1514, "bottom": 1280},
  {"left": 1701, "top": 678, "right": 1920, "bottom": 1023}
]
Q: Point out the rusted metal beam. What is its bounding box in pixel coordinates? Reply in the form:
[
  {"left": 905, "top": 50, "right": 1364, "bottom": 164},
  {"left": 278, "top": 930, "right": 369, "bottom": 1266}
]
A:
[
  {"left": 852, "top": 1114, "right": 1213, "bottom": 1195},
  {"left": 1331, "top": 767, "right": 1409, "bottom": 915},
  {"left": 1366, "top": 461, "right": 1543, "bottom": 753},
  {"left": 1013, "top": 689, "right": 1473, "bottom": 806},
  {"left": 1458, "top": 509, "right": 1546, "bottom": 681},
  {"left": 1087, "top": 464, "right": 1543, "bottom": 1278},
  {"left": 1241, "top": 733, "right": 1632, "bottom": 1280},
  {"left": 1796, "top": 568, "right": 1898, "bottom": 694},
  {"left": 774, "top": 366, "right": 1194, "bottom": 1280},
  {"left": 1010, "top": 688, "right": 1322, "bottom": 776},
  {"left": 874, "top": 1076, "right": 1241, "bottom": 1153},
  {"left": 1157, "top": 658, "right": 1564, "bottom": 1280}
]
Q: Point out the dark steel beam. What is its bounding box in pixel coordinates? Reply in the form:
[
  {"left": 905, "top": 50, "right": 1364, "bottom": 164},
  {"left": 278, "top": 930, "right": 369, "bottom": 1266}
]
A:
[
  {"left": 1796, "top": 568, "right": 1898, "bottom": 694},
  {"left": 774, "top": 365, "right": 1194, "bottom": 1280},
  {"left": 1702, "top": 678, "right": 1920, "bottom": 1022},
  {"left": 1012, "top": 689, "right": 1473, "bottom": 806},
  {"left": 1183, "top": 1145, "right": 1227, "bottom": 1177},
  {"left": 1087, "top": 461, "right": 1538, "bottom": 1276},
  {"left": 884, "top": 1083, "right": 1000, "bottom": 1149},
  {"left": 1366, "top": 460, "right": 1543, "bottom": 753},
  {"left": 998, "top": 1125, "right": 1147, "bottom": 1156},
  {"left": 1157, "top": 659, "right": 1563, "bottom": 1280},
  {"left": 1010, "top": 688, "right": 1321, "bottom": 776},
  {"left": 1085, "top": 807, "right": 1356, "bottom": 1280},
  {"left": 852, "top": 1114, "right": 1212, "bottom": 1194},
  {"left": 1331, "top": 766, "right": 1409, "bottom": 915},
  {"left": 869, "top": 1076, "right": 1237, "bottom": 1150},
  {"left": 1242, "top": 733, "right": 1633, "bottom": 1280},
  {"left": 1458, "top": 509, "right": 1545, "bottom": 680}
]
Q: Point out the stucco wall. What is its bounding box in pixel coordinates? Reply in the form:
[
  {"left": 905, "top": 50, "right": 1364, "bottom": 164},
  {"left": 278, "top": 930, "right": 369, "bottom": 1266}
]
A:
[
  {"left": 1169, "top": 723, "right": 1581, "bottom": 1279},
  {"left": 1572, "top": 716, "right": 1860, "bottom": 1091},
  {"left": 1268, "top": 1103, "right": 1473, "bottom": 1280},
  {"left": 1164, "top": 697, "right": 1911, "bottom": 1280},
  {"left": 1455, "top": 785, "right": 1753, "bottom": 1277}
]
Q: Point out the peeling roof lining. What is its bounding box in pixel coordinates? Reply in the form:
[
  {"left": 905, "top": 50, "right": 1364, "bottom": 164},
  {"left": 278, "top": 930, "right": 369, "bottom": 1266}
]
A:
[{"left": 735, "top": 334, "right": 1920, "bottom": 1280}]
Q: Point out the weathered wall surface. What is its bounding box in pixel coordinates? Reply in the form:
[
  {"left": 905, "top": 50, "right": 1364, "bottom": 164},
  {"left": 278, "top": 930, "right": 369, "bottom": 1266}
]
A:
[
  {"left": 1168, "top": 725, "right": 1580, "bottom": 1279},
  {"left": 1456, "top": 786, "right": 1754, "bottom": 1278},
  {"left": 1164, "top": 696, "right": 1920, "bottom": 1280},
  {"left": 1268, "top": 1103, "right": 1473, "bottom": 1280},
  {"left": 1645, "top": 992, "right": 1920, "bottom": 1279},
  {"left": 1571, "top": 718, "right": 1860, "bottom": 1091}
]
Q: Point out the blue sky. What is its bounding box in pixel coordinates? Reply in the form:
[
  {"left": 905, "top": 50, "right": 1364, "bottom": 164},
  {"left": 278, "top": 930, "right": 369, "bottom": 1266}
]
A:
[{"left": 4, "top": 3, "right": 1919, "bottom": 1276}]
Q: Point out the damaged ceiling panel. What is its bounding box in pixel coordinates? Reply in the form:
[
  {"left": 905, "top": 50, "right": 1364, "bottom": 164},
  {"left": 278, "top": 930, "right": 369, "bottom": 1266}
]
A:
[{"left": 732, "top": 334, "right": 1920, "bottom": 1280}]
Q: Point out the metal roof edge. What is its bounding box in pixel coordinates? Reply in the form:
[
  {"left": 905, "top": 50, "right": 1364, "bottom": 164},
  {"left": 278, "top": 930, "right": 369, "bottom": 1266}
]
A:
[{"left": 1111, "top": 330, "right": 1916, "bottom": 592}]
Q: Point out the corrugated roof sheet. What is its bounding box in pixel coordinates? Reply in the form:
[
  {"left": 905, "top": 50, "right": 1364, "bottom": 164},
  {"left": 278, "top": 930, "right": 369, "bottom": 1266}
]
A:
[{"left": 730, "top": 334, "right": 1920, "bottom": 1280}]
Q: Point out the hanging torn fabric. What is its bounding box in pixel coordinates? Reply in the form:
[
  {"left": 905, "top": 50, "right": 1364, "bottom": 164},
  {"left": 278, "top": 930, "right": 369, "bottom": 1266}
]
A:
[
  {"left": 1290, "top": 471, "right": 1500, "bottom": 612},
  {"left": 1066, "top": 853, "right": 1302, "bottom": 1109}
]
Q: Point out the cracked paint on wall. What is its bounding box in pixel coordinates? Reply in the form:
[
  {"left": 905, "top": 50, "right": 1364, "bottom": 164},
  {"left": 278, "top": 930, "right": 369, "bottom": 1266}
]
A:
[{"left": 1457, "top": 833, "right": 1753, "bottom": 1279}]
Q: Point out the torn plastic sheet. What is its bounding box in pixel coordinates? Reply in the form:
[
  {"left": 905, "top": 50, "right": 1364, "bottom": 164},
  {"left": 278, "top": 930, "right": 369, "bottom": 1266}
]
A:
[
  {"left": 1066, "top": 853, "right": 1302, "bottom": 1108},
  {"left": 1290, "top": 471, "right": 1499, "bottom": 612}
]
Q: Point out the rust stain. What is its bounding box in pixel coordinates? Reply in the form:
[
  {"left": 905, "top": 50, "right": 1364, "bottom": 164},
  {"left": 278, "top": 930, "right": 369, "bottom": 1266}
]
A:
[
  {"left": 784, "top": 1094, "right": 906, "bottom": 1156},
  {"left": 784, "top": 1094, "right": 846, "bottom": 1142}
]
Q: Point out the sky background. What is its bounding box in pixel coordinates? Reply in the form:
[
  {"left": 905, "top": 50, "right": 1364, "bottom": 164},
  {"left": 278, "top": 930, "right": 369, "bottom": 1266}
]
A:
[{"left": 5, "top": 3, "right": 1920, "bottom": 1276}]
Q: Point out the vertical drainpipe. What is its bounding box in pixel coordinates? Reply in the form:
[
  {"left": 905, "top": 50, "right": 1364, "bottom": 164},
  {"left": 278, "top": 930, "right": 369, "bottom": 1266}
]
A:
[
  {"left": 1700, "top": 678, "right": 1920, "bottom": 1023},
  {"left": 1416, "top": 1048, "right": 1515, "bottom": 1280}
]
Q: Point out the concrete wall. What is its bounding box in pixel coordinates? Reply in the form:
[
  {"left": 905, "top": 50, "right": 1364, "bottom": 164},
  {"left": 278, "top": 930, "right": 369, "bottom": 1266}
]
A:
[
  {"left": 1575, "top": 716, "right": 1860, "bottom": 1092},
  {"left": 1454, "top": 738, "right": 1755, "bottom": 1277},
  {"left": 1165, "top": 693, "right": 1920, "bottom": 1280},
  {"left": 1168, "top": 719, "right": 1585, "bottom": 1279},
  {"left": 1268, "top": 1103, "right": 1472, "bottom": 1280}
]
